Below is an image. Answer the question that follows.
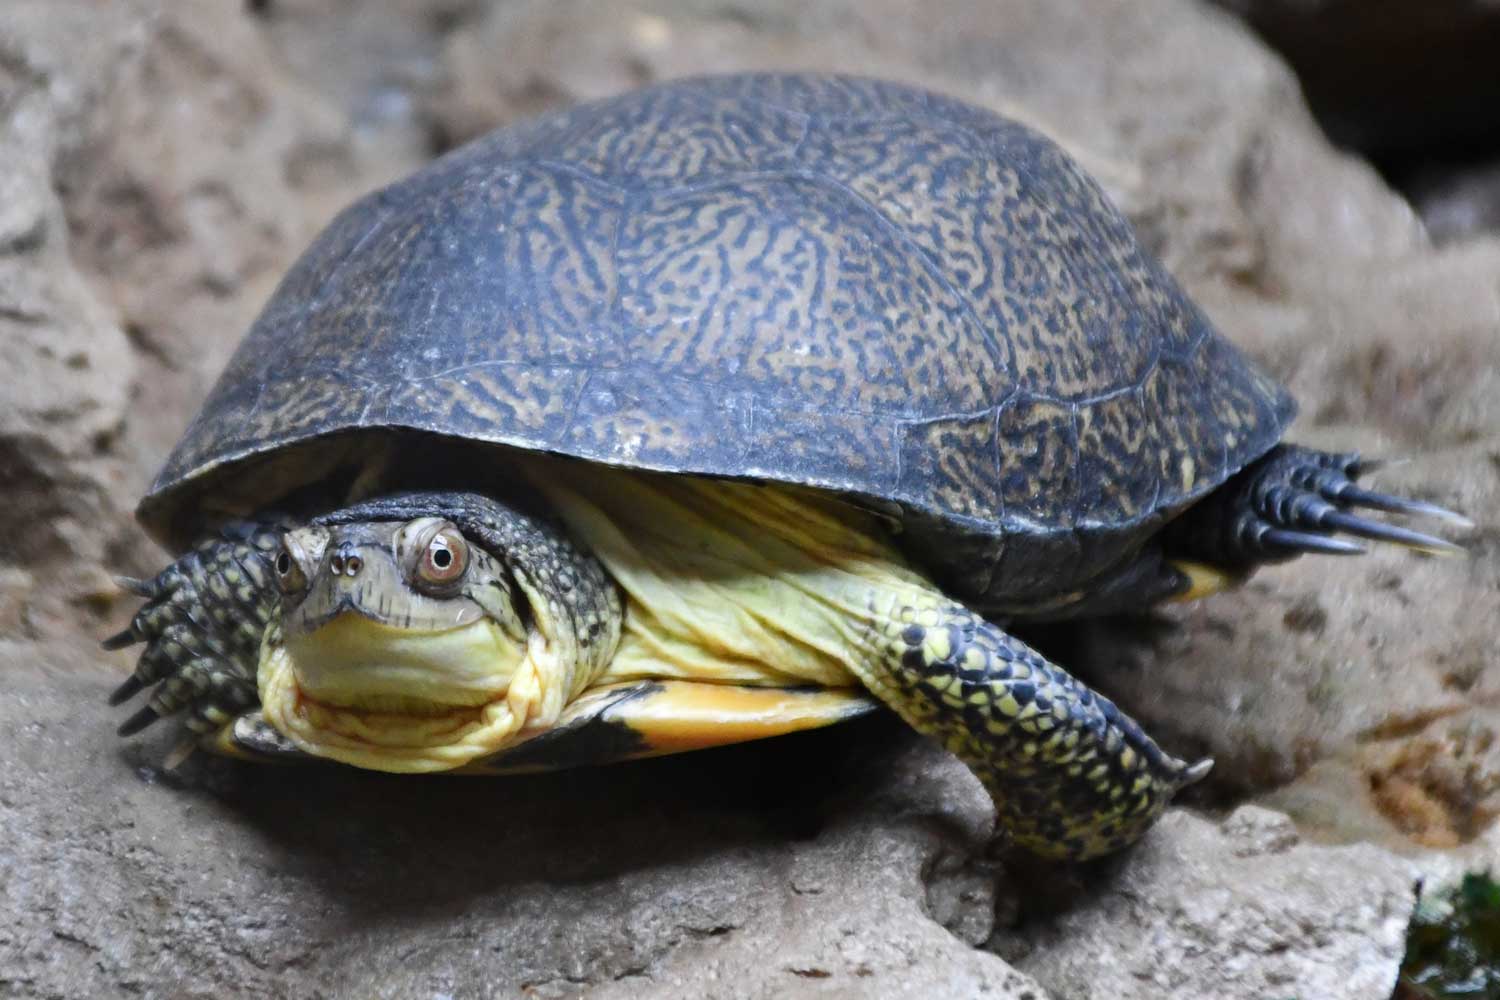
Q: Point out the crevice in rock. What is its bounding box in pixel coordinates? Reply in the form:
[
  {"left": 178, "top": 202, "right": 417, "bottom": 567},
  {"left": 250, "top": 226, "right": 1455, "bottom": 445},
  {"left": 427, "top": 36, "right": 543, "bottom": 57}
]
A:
[{"left": 1211, "top": 1, "right": 1500, "bottom": 243}]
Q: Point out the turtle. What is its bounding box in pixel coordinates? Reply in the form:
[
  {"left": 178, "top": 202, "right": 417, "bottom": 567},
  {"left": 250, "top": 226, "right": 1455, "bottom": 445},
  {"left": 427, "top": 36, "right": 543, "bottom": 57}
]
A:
[{"left": 104, "top": 72, "right": 1468, "bottom": 861}]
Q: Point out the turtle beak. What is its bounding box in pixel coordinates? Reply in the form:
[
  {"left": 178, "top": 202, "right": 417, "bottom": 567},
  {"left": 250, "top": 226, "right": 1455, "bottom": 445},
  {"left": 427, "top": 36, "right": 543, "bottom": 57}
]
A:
[
  {"left": 300, "top": 536, "right": 393, "bottom": 630},
  {"left": 256, "top": 519, "right": 534, "bottom": 772}
]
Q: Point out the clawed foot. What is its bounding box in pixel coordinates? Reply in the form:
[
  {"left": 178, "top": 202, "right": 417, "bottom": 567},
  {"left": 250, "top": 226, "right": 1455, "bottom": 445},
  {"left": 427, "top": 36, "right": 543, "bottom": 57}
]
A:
[
  {"left": 1256, "top": 448, "right": 1470, "bottom": 557},
  {"left": 104, "top": 522, "right": 282, "bottom": 738},
  {"left": 1166, "top": 445, "right": 1471, "bottom": 569}
]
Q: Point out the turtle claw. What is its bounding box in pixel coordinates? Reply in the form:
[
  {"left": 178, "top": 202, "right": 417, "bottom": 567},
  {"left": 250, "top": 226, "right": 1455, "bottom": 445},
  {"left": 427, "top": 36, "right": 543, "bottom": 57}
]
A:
[
  {"left": 1260, "top": 528, "right": 1366, "bottom": 557},
  {"left": 1301, "top": 455, "right": 1474, "bottom": 532},
  {"left": 105, "top": 521, "right": 282, "bottom": 746},
  {"left": 115, "top": 575, "right": 158, "bottom": 599},
  {"left": 1179, "top": 757, "right": 1215, "bottom": 787},
  {"left": 1317, "top": 509, "right": 1465, "bottom": 556},
  {"left": 1346, "top": 456, "right": 1407, "bottom": 476},
  {"left": 118, "top": 703, "right": 162, "bottom": 737},
  {"left": 101, "top": 627, "right": 141, "bottom": 651},
  {"left": 1165, "top": 445, "right": 1471, "bottom": 570},
  {"left": 1334, "top": 485, "right": 1474, "bottom": 528},
  {"left": 1243, "top": 446, "right": 1470, "bottom": 560},
  {"left": 162, "top": 735, "right": 201, "bottom": 771},
  {"left": 108, "top": 673, "right": 147, "bottom": 706}
]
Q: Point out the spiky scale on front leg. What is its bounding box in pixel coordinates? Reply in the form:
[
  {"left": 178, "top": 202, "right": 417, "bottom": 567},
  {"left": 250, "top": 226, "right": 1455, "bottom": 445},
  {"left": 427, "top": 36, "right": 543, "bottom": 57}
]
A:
[
  {"left": 104, "top": 521, "right": 283, "bottom": 737},
  {"left": 863, "top": 596, "right": 1209, "bottom": 860}
]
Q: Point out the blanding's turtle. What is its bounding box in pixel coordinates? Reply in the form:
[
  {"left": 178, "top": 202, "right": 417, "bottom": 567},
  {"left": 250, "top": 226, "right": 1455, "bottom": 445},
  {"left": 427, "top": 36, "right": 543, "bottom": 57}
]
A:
[{"left": 106, "top": 73, "right": 1468, "bottom": 859}]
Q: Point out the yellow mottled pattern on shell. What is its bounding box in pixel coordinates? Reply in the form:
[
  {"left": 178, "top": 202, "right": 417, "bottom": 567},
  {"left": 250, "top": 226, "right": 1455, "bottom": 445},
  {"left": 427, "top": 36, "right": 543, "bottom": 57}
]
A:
[{"left": 142, "top": 73, "right": 1294, "bottom": 611}]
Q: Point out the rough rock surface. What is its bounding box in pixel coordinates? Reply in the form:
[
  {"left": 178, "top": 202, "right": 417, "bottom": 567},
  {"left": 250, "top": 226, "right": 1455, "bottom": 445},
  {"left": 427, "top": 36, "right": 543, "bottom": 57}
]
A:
[
  {"left": 1001, "top": 807, "right": 1417, "bottom": 998},
  {"left": 3, "top": 1, "right": 1496, "bottom": 998}
]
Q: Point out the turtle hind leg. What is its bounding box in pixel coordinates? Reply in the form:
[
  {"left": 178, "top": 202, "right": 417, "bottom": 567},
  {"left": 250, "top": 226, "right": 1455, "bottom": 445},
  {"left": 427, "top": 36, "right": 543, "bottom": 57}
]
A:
[
  {"left": 105, "top": 521, "right": 283, "bottom": 740},
  {"left": 859, "top": 598, "right": 1208, "bottom": 860},
  {"left": 1162, "top": 444, "right": 1469, "bottom": 573}
]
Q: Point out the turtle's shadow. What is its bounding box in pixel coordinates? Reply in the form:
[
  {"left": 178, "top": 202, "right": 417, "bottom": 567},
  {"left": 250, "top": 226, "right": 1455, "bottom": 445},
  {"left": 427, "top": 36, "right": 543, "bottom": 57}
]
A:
[{"left": 136, "top": 711, "right": 914, "bottom": 919}]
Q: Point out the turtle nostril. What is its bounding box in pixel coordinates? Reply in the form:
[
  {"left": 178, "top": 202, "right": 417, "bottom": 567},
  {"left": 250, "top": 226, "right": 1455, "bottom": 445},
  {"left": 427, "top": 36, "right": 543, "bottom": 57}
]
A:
[
  {"left": 346, "top": 555, "right": 363, "bottom": 576},
  {"left": 331, "top": 554, "right": 346, "bottom": 575}
]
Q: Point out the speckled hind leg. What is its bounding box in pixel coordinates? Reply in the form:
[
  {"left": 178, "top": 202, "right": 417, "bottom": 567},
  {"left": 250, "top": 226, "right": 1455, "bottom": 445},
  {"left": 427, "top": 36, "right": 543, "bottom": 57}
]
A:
[
  {"left": 104, "top": 522, "right": 283, "bottom": 740},
  {"left": 862, "top": 598, "right": 1208, "bottom": 860}
]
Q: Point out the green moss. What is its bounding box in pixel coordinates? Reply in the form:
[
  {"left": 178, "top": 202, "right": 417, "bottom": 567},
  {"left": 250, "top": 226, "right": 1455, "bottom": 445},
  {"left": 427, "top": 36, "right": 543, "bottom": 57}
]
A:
[{"left": 1398, "top": 872, "right": 1500, "bottom": 999}]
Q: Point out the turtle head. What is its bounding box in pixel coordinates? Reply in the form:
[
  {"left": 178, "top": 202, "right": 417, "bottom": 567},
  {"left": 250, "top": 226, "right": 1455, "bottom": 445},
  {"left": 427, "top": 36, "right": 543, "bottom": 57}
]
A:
[{"left": 258, "top": 516, "right": 535, "bottom": 772}]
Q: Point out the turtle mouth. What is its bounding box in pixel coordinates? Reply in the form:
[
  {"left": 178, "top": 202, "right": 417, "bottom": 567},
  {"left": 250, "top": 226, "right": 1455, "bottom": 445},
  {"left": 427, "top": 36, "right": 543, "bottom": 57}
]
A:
[{"left": 258, "top": 612, "right": 536, "bottom": 772}]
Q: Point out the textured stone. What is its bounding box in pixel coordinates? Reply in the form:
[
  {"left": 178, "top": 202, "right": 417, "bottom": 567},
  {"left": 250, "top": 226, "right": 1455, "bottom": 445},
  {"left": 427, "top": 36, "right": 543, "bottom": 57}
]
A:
[
  {"left": 4, "top": 0, "right": 1497, "bottom": 997},
  {"left": 1001, "top": 807, "right": 1417, "bottom": 999}
]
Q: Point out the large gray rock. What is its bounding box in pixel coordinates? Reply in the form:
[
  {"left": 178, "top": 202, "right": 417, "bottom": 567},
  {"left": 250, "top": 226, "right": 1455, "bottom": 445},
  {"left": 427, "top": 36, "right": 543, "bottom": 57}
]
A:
[
  {"left": 1, "top": 653, "right": 1046, "bottom": 998},
  {"left": 4, "top": 0, "right": 1496, "bottom": 997},
  {"left": 1003, "top": 807, "right": 1417, "bottom": 998},
  {"left": 0, "top": 1, "right": 139, "bottom": 638}
]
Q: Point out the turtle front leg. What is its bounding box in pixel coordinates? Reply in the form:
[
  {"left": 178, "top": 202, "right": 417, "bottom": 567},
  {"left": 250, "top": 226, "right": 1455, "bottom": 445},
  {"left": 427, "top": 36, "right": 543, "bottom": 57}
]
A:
[
  {"left": 105, "top": 521, "right": 284, "bottom": 740},
  {"left": 858, "top": 597, "right": 1208, "bottom": 860}
]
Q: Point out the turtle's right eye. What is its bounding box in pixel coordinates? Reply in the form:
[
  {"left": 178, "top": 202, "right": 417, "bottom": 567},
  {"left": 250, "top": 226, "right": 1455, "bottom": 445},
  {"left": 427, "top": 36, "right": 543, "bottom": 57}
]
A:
[{"left": 275, "top": 544, "right": 307, "bottom": 593}]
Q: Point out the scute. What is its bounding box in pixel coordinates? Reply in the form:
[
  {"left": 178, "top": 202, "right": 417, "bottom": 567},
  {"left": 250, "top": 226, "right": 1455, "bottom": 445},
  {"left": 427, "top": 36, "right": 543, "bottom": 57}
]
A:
[{"left": 142, "top": 72, "right": 1294, "bottom": 609}]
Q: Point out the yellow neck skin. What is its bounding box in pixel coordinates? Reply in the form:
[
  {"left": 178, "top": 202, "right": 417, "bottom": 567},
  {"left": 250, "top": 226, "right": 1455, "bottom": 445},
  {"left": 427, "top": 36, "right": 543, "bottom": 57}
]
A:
[
  {"left": 523, "top": 460, "right": 930, "bottom": 693},
  {"left": 259, "top": 614, "right": 540, "bottom": 773}
]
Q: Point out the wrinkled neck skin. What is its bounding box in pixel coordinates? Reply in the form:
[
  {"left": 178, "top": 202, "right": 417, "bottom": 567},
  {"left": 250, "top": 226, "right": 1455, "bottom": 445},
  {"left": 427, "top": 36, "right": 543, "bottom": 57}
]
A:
[
  {"left": 518, "top": 456, "right": 940, "bottom": 690},
  {"left": 257, "top": 492, "right": 621, "bottom": 773}
]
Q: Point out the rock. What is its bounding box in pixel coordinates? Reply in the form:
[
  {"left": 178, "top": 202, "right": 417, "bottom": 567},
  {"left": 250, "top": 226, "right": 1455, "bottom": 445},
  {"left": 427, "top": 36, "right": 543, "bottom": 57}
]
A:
[
  {"left": 0, "top": 1, "right": 139, "bottom": 639},
  {"left": 1406, "top": 159, "right": 1500, "bottom": 244},
  {"left": 1261, "top": 707, "right": 1500, "bottom": 854},
  {"left": 0, "top": 0, "right": 402, "bottom": 638},
  {"left": 1, "top": 667, "right": 1045, "bottom": 998},
  {"left": 1001, "top": 806, "right": 1418, "bottom": 999},
  {"left": 3, "top": 0, "right": 1495, "bottom": 996},
  {"left": 1211, "top": 0, "right": 1500, "bottom": 157}
]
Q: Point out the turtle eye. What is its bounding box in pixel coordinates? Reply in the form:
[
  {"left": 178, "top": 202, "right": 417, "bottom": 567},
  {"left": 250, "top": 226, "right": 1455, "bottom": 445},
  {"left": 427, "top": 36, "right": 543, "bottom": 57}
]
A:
[
  {"left": 415, "top": 526, "right": 469, "bottom": 590},
  {"left": 274, "top": 543, "right": 307, "bottom": 593}
]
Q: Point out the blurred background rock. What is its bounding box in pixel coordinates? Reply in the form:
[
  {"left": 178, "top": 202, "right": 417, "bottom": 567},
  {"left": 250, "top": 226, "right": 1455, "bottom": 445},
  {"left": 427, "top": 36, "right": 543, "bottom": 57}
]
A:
[
  {"left": 1213, "top": 0, "right": 1500, "bottom": 244},
  {"left": 1, "top": 2, "right": 1495, "bottom": 997}
]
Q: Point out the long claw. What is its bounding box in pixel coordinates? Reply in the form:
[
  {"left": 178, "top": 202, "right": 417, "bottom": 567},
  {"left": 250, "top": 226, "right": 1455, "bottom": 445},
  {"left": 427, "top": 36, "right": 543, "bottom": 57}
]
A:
[
  {"left": 1347, "top": 456, "right": 1409, "bottom": 477},
  {"left": 1261, "top": 528, "right": 1367, "bottom": 556},
  {"left": 118, "top": 704, "right": 162, "bottom": 737},
  {"left": 1336, "top": 485, "right": 1475, "bottom": 529},
  {"left": 163, "top": 736, "right": 200, "bottom": 771},
  {"left": 101, "top": 628, "right": 141, "bottom": 651},
  {"left": 1319, "top": 509, "right": 1465, "bottom": 556},
  {"left": 1179, "top": 758, "right": 1214, "bottom": 786},
  {"left": 115, "top": 575, "right": 157, "bottom": 598},
  {"left": 108, "top": 674, "right": 147, "bottom": 706}
]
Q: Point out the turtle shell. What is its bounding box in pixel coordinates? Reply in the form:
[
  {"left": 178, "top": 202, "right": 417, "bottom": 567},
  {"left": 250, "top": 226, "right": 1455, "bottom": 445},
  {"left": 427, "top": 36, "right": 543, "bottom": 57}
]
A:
[{"left": 141, "top": 73, "right": 1294, "bottom": 609}]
